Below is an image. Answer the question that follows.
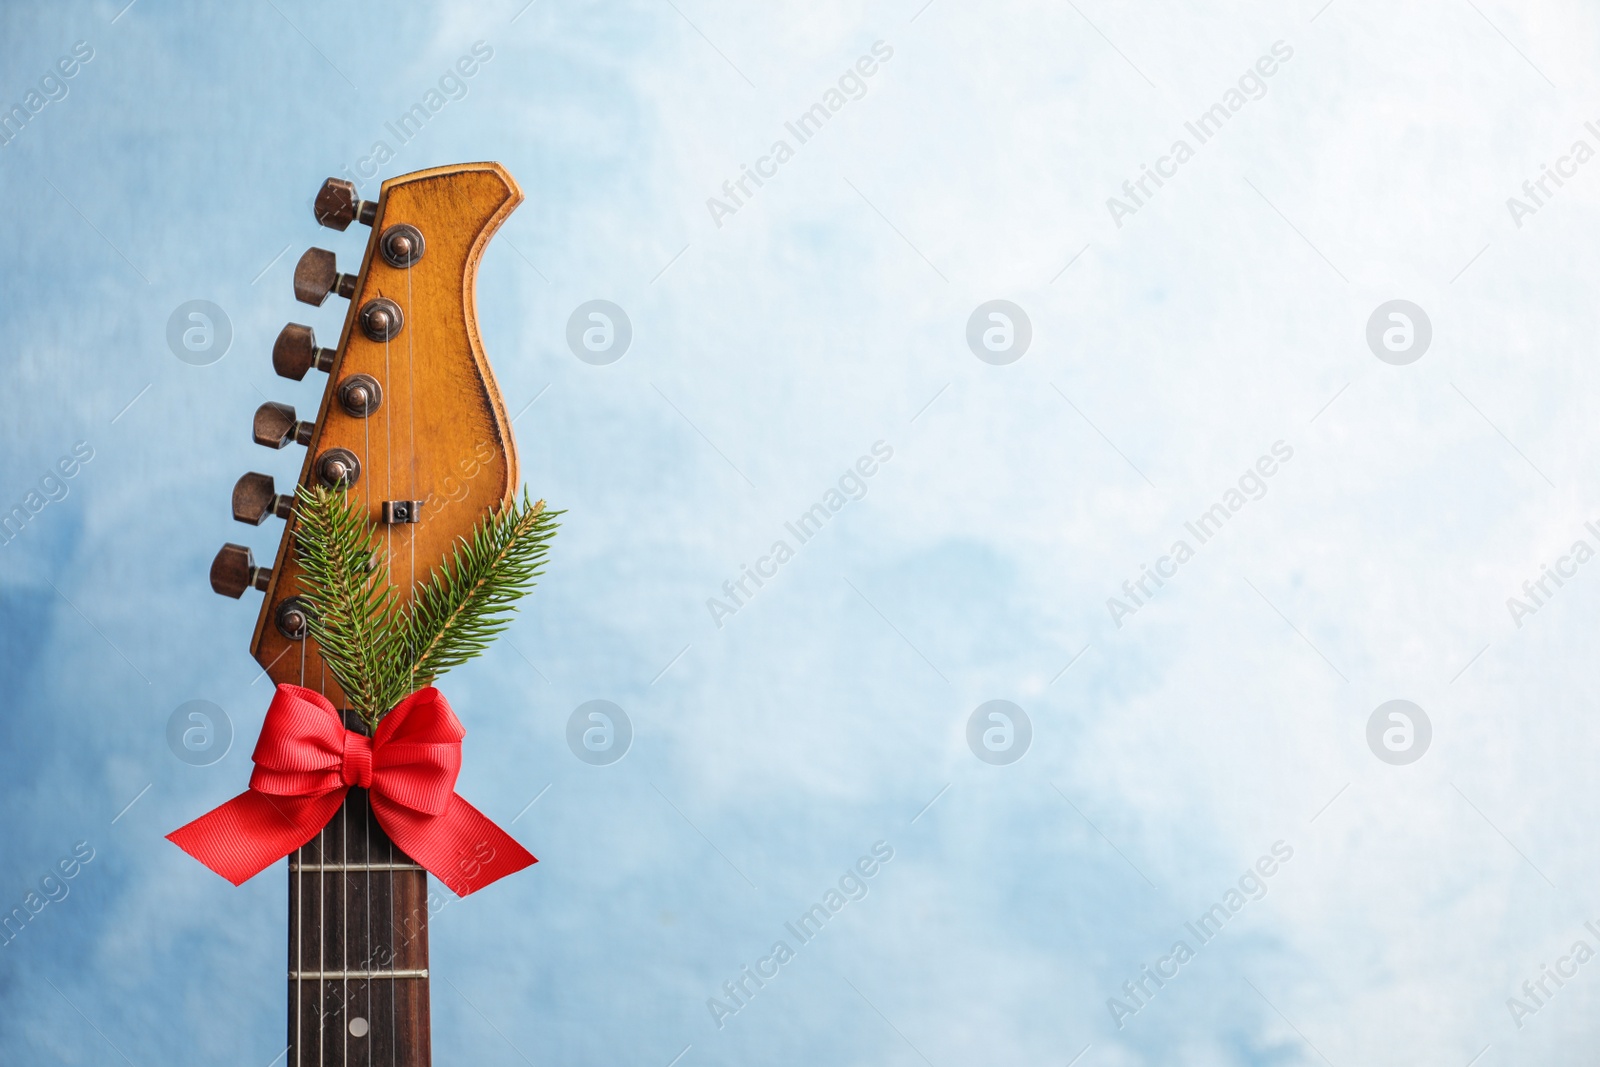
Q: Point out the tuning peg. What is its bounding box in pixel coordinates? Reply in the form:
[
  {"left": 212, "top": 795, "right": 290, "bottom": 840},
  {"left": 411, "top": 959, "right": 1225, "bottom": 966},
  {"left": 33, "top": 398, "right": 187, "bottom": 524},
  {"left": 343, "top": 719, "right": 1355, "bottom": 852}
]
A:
[
  {"left": 232, "top": 472, "right": 295, "bottom": 525},
  {"left": 294, "top": 248, "right": 358, "bottom": 306},
  {"left": 315, "top": 447, "right": 361, "bottom": 489},
  {"left": 210, "top": 543, "right": 271, "bottom": 598},
  {"left": 253, "top": 402, "right": 314, "bottom": 449},
  {"left": 272, "top": 323, "right": 336, "bottom": 380},
  {"left": 314, "top": 178, "right": 378, "bottom": 231}
]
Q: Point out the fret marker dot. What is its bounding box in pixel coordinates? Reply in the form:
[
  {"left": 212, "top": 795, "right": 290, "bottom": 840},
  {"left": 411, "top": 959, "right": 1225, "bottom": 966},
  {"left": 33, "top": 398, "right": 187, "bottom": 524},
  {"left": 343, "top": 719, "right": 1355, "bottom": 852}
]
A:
[{"left": 349, "top": 1017, "right": 369, "bottom": 1038}]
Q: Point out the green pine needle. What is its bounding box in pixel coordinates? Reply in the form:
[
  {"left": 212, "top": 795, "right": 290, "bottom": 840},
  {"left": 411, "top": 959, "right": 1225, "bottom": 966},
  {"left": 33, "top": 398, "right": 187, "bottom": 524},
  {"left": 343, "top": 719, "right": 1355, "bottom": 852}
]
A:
[
  {"left": 292, "top": 484, "right": 406, "bottom": 726},
  {"left": 291, "top": 486, "right": 559, "bottom": 729},
  {"left": 404, "top": 490, "right": 560, "bottom": 687}
]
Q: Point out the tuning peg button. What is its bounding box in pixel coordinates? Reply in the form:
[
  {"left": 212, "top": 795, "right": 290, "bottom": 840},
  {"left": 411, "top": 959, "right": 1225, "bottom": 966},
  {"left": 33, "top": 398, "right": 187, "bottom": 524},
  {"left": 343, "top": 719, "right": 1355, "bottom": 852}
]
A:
[
  {"left": 272, "top": 323, "right": 336, "bottom": 381},
  {"left": 253, "top": 402, "right": 314, "bottom": 449},
  {"left": 337, "top": 374, "right": 382, "bottom": 417},
  {"left": 275, "top": 597, "right": 312, "bottom": 640},
  {"left": 232, "top": 472, "right": 295, "bottom": 525},
  {"left": 294, "top": 248, "right": 358, "bottom": 306},
  {"left": 359, "top": 298, "right": 404, "bottom": 342},
  {"left": 210, "top": 543, "right": 272, "bottom": 598},
  {"left": 316, "top": 447, "right": 361, "bottom": 489},
  {"left": 314, "top": 178, "right": 377, "bottom": 231}
]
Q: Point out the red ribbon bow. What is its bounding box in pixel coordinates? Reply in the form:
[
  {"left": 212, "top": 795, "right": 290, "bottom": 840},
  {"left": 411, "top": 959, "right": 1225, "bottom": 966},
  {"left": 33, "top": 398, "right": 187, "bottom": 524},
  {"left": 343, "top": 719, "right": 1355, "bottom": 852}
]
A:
[{"left": 167, "top": 685, "right": 535, "bottom": 896}]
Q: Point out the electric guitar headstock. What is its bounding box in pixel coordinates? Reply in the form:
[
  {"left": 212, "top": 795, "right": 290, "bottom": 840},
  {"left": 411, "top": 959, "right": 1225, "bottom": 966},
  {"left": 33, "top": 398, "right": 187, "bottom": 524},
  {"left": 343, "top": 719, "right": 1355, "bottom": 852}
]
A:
[
  {"left": 210, "top": 163, "right": 524, "bottom": 702},
  {"left": 203, "top": 163, "right": 527, "bottom": 1067}
]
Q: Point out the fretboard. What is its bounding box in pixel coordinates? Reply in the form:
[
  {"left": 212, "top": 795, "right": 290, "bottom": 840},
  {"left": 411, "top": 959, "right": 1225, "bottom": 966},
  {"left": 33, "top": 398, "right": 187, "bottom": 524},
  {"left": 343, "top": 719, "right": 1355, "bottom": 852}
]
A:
[{"left": 288, "top": 710, "right": 431, "bottom": 1066}]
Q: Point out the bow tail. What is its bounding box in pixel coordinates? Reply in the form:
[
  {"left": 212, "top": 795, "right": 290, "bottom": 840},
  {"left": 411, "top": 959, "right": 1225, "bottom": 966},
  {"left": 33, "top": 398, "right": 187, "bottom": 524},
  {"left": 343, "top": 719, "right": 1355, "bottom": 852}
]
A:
[
  {"left": 373, "top": 794, "right": 536, "bottom": 897},
  {"left": 166, "top": 789, "right": 347, "bottom": 887}
]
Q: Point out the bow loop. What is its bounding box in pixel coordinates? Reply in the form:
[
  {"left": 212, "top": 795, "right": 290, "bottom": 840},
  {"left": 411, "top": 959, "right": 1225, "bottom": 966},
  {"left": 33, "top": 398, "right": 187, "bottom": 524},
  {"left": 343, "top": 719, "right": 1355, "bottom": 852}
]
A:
[
  {"left": 167, "top": 684, "right": 535, "bottom": 897},
  {"left": 376, "top": 687, "right": 467, "bottom": 745},
  {"left": 242, "top": 685, "right": 347, "bottom": 798},
  {"left": 370, "top": 740, "right": 461, "bottom": 815}
]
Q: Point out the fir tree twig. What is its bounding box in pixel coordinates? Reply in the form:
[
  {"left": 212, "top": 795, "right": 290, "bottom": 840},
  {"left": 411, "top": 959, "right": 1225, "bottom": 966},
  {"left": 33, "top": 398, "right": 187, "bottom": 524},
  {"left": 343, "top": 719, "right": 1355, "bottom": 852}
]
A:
[
  {"left": 402, "top": 490, "right": 560, "bottom": 687},
  {"left": 292, "top": 487, "right": 560, "bottom": 727},
  {"left": 292, "top": 484, "right": 407, "bottom": 727}
]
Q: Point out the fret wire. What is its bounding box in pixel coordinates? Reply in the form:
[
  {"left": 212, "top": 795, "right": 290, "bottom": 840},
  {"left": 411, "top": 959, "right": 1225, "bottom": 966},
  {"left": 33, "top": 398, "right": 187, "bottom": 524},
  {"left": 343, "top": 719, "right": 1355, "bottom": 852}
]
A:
[
  {"left": 289, "top": 862, "right": 423, "bottom": 872},
  {"left": 289, "top": 969, "right": 429, "bottom": 979}
]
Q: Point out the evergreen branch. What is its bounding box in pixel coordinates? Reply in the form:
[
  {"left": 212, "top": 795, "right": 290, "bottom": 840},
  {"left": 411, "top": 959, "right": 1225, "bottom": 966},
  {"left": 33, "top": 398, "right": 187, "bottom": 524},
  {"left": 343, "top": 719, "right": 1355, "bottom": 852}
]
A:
[
  {"left": 292, "top": 486, "right": 560, "bottom": 728},
  {"left": 402, "top": 491, "right": 560, "bottom": 687},
  {"left": 292, "top": 485, "right": 405, "bottom": 727}
]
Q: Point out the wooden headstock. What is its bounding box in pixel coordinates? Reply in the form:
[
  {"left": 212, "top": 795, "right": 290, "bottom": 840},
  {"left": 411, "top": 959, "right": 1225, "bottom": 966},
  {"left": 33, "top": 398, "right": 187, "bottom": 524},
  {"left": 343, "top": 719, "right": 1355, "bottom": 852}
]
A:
[{"left": 211, "top": 163, "right": 525, "bottom": 704}]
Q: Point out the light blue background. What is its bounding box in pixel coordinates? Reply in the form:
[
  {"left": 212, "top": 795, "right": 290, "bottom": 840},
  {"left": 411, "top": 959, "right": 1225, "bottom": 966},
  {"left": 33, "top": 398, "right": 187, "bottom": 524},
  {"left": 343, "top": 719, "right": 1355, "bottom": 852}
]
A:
[{"left": 3, "top": 1, "right": 1599, "bottom": 1064}]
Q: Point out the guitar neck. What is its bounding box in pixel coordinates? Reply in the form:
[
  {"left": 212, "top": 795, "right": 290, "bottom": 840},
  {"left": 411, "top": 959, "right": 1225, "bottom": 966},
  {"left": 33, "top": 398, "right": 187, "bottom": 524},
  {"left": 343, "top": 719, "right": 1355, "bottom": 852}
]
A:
[
  {"left": 289, "top": 710, "right": 431, "bottom": 1066},
  {"left": 192, "top": 163, "right": 533, "bottom": 1065}
]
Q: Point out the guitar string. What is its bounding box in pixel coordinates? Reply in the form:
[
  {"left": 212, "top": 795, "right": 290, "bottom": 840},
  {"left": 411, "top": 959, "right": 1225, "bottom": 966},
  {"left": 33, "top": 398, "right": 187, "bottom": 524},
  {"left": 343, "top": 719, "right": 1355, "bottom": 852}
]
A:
[
  {"left": 333, "top": 326, "right": 374, "bottom": 1067},
  {"left": 361, "top": 404, "right": 371, "bottom": 1060},
  {"left": 352, "top": 277, "right": 390, "bottom": 1066},
  {"left": 364, "top": 295, "right": 385, "bottom": 1067},
  {"left": 318, "top": 231, "right": 428, "bottom": 1062},
  {"left": 341, "top": 747, "right": 348, "bottom": 1067},
  {"left": 296, "top": 217, "right": 443, "bottom": 1066},
  {"left": 297, "top": 637, "right": 305, "bottom": 1067},
  {"left": 391, "top": 251, "right": 421, "bottom": 1065},
  {"left": 375, "top": 274, "right": 399, "bottom": 1067},
  {"left": 309, "top": 594, "right": 325, "bottom": 1067},
  {"left": 308, "top": 237, "right": 423, "bottom": 1063},
  {"left": 320, "top": 654, "right": 326, "bottom": 1067},
  {"left": 363, "top": 725, "right": 372, "bottom": 1066},
  {"left": 405, "top": 263, "right": 416, "bottom": 670},
  {"left": 319, "top": 381, "right": 340, "bottom": 1067}
]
